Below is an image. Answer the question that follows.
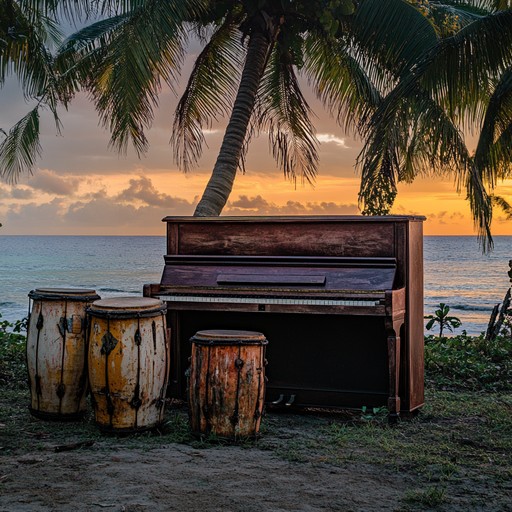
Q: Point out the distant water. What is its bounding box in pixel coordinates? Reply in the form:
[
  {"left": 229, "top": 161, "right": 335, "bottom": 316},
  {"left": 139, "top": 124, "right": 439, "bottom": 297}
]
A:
[{"left": 1, "top": 235, "right": 511, "bottom": 335}]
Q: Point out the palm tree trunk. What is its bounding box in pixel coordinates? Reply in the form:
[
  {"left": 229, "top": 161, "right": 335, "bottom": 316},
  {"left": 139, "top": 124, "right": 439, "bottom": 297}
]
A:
[{"left": 193, "top": 21, "right": 274, "bottom": 217}]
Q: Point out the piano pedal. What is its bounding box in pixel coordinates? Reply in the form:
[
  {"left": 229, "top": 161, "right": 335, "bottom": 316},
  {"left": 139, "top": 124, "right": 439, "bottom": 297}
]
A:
[
  {"left": 285, "top": 394, "right": 296, "bottom": 407},
  {"left": 271, "top": 394, "right": 285, "bottom": 406}
]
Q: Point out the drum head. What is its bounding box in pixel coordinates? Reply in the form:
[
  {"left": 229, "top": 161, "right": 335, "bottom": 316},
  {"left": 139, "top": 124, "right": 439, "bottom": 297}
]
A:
[
  {"left": 88, "top": 297, "right": 166, "bottom": 317},
  {"left": 29, "top": 288, "right": 100, "bottom": 301},
  {"left": 191, "top": 329, "right": 267, "bottom": 345}
]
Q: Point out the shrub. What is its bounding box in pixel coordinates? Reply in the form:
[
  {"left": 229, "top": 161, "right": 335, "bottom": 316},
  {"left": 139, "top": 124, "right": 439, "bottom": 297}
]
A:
[
  {"left": 0, "top": 314, "right": 27, "bottom": 389},
  {"left": 425, "top": 333, "right": 512, "bottom": 392}
]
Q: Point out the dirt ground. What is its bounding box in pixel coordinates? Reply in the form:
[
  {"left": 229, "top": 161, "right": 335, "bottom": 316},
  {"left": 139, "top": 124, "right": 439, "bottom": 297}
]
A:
[
  {"left": 1, "top": 395, "right": 511, "bottom": 512},
  {"left": 0, "top": 441, "right": 412, "bottom": 512}
]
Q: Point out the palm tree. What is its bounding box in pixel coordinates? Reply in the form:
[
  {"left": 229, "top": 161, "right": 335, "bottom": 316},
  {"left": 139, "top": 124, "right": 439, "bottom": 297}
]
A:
[
  {"left": 0, "top": 0, "right": 88, "bottom": 181},
  {"left": 4, "top": 0, "right": 511, "bottom": 233},
  {"left": 56, "top": 0, "right": 455, "bottom": 216},
  {"left": 357, "top": 1, "right": 512, "bottom": 250}
]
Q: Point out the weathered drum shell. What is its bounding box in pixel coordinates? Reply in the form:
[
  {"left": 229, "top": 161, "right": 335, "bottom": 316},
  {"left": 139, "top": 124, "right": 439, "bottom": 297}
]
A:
[
  {"left": 26, "top": 288, "right": 100, "bottom": 420},
  {"left": 188, "top": 329, "right": 267, "bottom": 439},
  {"left": 87, "top": 297, "right": 169, "bottom": 433}
]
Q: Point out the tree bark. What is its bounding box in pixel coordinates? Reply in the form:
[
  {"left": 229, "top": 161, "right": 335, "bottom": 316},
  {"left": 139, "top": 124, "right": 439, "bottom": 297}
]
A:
[{"left": 193, "top": 17, "right": 274, "bottom": 217}]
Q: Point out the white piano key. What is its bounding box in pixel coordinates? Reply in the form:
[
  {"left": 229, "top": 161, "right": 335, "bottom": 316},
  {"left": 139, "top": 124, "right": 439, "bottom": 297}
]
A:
[{"left": 157, "top": 295, "right": 380, "bottom": 307}]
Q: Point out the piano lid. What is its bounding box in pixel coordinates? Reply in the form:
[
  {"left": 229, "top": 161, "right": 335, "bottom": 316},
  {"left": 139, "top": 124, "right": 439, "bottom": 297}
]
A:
[{"left": 160, "top": 255, "right": 398, "bottom": 294}]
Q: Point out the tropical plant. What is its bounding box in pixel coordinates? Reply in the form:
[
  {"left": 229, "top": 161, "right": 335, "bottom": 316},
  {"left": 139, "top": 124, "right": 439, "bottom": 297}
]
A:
[
  {"left": 0, "top": 0, "right": 84, "bottom": 181},
  {"left": 0, "top": 1, "right": 458, "bottom": 214},
  {"left": 3, "top": 0, "right": 512, "bottom": 230},
  {"left": 358, "top": 1, "right": 512, "bottom": 251},
  {"left": 425, "top": 303, "right": 462, "bottom": 337}
]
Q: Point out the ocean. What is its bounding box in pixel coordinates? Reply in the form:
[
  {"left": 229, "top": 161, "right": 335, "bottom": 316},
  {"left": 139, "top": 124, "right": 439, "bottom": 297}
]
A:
[{"left": 1, "top": 235, "right": 511, "bottom": 335}]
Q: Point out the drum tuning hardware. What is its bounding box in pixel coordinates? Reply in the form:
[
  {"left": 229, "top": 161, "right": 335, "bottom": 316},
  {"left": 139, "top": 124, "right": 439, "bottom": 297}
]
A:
[
  {"left": 235, "top": 358, "right": 244, "bottom": 369},
  {"left": 56, "top": 383, "right": 66, "bottom": 398},
  {"left": 101, "top": 332, "right": 118, "bottom": 356},
  {"left": 134, "top": 329, "right": 142, "bottom": 346},
  {"left": 130, "top": 397, "right": 142, "bottom": 409},
  {"left": 36, "top": 312, "right": 44, "bottom": 330},
  {"left": 68, "top": 315, "right": 83, "bottom": 334},
  {"left": 57, "top": 317, "right": 67, "bottom": 338}
]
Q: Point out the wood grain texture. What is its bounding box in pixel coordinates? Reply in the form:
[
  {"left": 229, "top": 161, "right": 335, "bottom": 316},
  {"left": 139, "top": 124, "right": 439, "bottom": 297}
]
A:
[{"left": 156, "top": 216, "right": 425, "bottom": 414}]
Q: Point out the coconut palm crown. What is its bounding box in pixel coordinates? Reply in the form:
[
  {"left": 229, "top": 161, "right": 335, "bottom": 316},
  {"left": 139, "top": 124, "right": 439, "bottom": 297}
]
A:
[
  {"left": 2, "top": 0, "right": 512, "bottom": 242},
  {"left": 358, "top": 0, "right": 512, "bottom": 250}
]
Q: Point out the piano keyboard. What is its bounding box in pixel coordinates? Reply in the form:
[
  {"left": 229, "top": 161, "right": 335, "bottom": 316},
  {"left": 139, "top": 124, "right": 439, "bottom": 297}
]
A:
[{"left": 157, "top": 295, "right": 381, "bottom": 307}]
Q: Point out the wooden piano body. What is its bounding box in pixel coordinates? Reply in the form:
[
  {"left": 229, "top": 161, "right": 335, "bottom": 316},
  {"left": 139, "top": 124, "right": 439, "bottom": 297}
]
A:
[{"left": 144, "top": 215, "right": 425, "bottom": 416}]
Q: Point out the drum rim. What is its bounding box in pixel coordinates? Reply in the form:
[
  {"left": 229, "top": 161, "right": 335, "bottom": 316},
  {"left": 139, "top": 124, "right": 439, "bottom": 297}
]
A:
[
  {"left": 88, "top": 297, "right": 166, "bottom": 318},
  {"left": 191, "top": 329, "right": 268, "bottom": 346},
  {"left": 29, "top": 288, "right": 100, "bottom": 301}
]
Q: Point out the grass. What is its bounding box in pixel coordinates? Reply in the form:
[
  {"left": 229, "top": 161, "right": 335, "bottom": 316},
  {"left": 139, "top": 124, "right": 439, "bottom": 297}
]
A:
[{"left": 1, "top": 315, "right": 512, "bottom": 510}]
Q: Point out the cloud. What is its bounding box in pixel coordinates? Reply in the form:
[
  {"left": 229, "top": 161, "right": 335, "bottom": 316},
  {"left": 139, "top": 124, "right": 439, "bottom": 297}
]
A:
[
  {"left": 317, "top": 134, "right": 350, "bottom": 148},
  {"left": 230, "top": 195, "right": 270, "bottom": 210},
  {"left": 3, "top": 198, "right": 68, "bottom": 234},
  {"left": 27, "top": 169, "right": 80, "bottom": 196},
  {"left": 116, "top": 176, "right": 195, "bottom": 209},
  {"left": 225, "top": 195, "right": 358, "bottom": 215},
  {"left": 11, "top": 187, "right": 34, "bottom": 199},
  {"left": 0, "top": 185, "right": 10, "bottom": 199},
  {"left": 1, "top": 176, "right": 196, "bottom": 234}
]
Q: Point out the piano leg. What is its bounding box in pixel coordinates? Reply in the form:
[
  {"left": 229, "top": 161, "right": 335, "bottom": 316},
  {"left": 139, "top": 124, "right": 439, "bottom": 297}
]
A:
[{"left": 386, "top": 321, "right": 402, "bottom": 424}]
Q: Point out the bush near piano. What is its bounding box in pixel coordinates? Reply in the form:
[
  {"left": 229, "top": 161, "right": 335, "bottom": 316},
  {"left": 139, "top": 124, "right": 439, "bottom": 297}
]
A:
[
  {"left": 423, "top": 300, "right": 512, "bottom": 393},
  {"left": 424, "top": 332, "right": 512, "bottom": 393}
]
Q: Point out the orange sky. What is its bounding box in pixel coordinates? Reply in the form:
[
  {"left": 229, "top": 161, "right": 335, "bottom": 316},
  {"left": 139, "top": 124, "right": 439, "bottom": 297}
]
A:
[{"left": 1, "top": 60, "right": 512, "bottom": 236}]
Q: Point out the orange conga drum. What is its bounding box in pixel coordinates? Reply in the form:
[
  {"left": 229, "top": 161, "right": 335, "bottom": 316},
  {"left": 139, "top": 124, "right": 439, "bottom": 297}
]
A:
[
  {"left": 26, "top": 288, "right": 100, "bottom": 420},
  {"left": 188, "top": 329, "right": 268, "bottom": 439},
  {"left": 87, "top": 297, "right": 169, "bottom": 433}
]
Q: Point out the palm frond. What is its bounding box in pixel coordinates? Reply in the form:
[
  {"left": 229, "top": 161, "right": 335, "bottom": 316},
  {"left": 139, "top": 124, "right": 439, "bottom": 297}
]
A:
[
  {"left": 0, "top": 1, "right": 64, "bottom": 98},
  {"left": 372, "top": 9, "right": 512, "bottom": 131},
  {"left": 66, "top": 0, "right": 195, "bottom": 154},
  {"left": 491, "top": 194, "right": 512, "bottom": 218},
  {"left": 0, "top": 106, "right": 42, "bottom": 183},
  {"left": 257, "top": 43, "right": 318, "bottom": 184},
  {"left": 466, "top": 161, "right": 494, "bottom": 251},
  {"left": 173, "top": 12, "right": 244, "bottom": 171},
  {"left": 351, "top": 0, "right": 438, "bottom": 87},
  {"left": 474, "top": 67, "right": 512, "bottom": 186},
  {"left": 302, "top": 34, "right": 381, "bottom": 135}
]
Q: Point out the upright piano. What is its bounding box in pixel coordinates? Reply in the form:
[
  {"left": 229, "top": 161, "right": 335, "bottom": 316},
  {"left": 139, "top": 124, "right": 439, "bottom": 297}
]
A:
[{"left": 144, "top": 216, "right": 425, "bottom": 418}]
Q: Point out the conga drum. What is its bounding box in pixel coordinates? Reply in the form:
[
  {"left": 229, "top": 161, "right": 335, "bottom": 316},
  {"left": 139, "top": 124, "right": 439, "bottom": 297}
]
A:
[
  {"left": 26, "top": 288, "right": 100, "bottom": 420},
  {"left": 87, "top": 297, "right": 169, "bottom": 433},
  {"left": 188, "top": 329, "right": 268, "bottom": 439}
]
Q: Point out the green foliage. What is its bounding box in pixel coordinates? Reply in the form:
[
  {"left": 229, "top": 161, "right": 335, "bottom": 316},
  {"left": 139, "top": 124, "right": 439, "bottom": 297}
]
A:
[
  {"left": 424, "top": 303, "right": 462, "bottom": 337},
  {"left": 404, "top": 486, "right": 447, "bottom": 506},
  {"left": 425, "top": 332, "right": 512, "bottom": 391},
  {"left": 0, "top": 313, "right": 27, "bottom": 389}
]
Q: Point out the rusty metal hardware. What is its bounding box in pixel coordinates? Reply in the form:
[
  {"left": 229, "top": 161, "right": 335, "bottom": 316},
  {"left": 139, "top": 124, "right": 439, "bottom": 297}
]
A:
[{"left": 100, "top": 331, "right": 118, "bottom": 356}]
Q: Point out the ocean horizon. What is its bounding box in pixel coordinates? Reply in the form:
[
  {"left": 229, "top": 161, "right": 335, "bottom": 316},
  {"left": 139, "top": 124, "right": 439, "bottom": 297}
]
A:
[{"left": 1, "top": 234, "right": 511, "bottom": 335}]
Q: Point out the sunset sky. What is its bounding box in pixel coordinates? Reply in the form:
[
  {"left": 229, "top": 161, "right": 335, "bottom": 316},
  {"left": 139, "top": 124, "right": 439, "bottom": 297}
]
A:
[{"left": 1, "top": 47, "right": 511, "bottom": 237}]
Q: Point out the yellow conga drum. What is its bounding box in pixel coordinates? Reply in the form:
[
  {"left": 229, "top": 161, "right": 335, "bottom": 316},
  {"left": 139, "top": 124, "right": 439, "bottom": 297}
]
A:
[
  {"left": 188, "top": 329, "right": 268, "bottom": 439},
  {"left": 26, "top": 288, "right": 100, "bottom": 420},
  {"left": 87, "top": 297, "right": 169, "bottom": 433}
]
